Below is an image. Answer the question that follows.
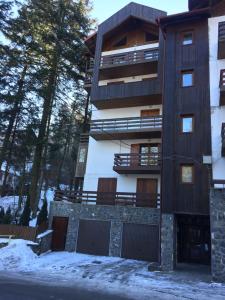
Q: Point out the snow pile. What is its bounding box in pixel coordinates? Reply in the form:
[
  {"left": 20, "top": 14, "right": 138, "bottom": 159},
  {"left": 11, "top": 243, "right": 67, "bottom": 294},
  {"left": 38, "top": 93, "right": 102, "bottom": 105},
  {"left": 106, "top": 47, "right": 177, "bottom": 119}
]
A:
[{"left": 0, "top": 239, "right": 37, "bottom": 271}]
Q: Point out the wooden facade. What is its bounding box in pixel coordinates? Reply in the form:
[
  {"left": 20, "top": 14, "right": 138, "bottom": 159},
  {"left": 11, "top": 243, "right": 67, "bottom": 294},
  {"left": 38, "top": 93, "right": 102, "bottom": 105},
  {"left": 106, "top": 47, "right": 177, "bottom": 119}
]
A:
[
  {"left": 90, "top": 3, "right": 166, "bottom": 109},
  {"left": 160, "top": 15, "right": 211, "bottom": 215}
]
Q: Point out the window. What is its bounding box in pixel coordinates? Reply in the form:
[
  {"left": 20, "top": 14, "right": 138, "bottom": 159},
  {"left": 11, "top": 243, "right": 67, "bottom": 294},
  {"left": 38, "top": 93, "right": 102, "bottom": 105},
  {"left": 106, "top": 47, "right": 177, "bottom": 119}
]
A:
[
  {"left": 113, "top": 37, "right": 127, "bottom": 48},
  {"left": 182, "top": 71, "right": 194, "bottom": 87},
  {"left": 181, "top": 115, "right": 194, "bottom": 133},
  {"left": 182, "top": 32, "right": 193, "bottom": 46},
  {"left": 181, "top": 165, "right": 194, "bottom": 184}
]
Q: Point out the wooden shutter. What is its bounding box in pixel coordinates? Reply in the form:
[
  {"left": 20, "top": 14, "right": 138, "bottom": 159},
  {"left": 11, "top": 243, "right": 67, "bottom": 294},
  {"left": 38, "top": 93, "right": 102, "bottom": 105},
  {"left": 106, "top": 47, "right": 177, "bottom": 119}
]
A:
[
  {"left": 141, "top": 109, "right": 160, "bottom": 117},
  {"left": 130, "top": 144, "right": 140, "bottom": 167},
  {"left": 97, "top": 178, "right": 117, "bottom": 205},
  {"left": 136, "top": 178, "right": 158, "bottom": 207}
]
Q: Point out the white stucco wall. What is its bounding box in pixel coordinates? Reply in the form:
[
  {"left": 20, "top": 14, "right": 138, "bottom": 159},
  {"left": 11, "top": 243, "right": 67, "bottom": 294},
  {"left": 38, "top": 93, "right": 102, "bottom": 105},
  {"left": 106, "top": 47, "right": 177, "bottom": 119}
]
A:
[
  {"left": 209, "top": 16, "right": 225, "bottom": 181},
  {"left": 92, "top": 105, "right": 162, "bottom": 120},
  {"left": 84, "top": 105, "right": 162, "bottom": 193},
  {"left": 83, "top": 137, "right": 161, "bottom": 193}
]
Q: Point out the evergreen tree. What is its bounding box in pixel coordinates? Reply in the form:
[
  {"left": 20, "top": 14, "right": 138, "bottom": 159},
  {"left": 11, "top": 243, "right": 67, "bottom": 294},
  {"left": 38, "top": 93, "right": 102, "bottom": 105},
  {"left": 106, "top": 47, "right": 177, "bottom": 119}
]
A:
[
  {"left": 37, "top": 198, "right": 48, "bottom": 226},
  {"left": 3, "top": 206, "right": 12, "bottom": 224},
  {"left": 0, "top": 207, "right": 5, "bottom": 224},
  {"left": 19, "top": 197, "right": 31, "bottom": 226}
]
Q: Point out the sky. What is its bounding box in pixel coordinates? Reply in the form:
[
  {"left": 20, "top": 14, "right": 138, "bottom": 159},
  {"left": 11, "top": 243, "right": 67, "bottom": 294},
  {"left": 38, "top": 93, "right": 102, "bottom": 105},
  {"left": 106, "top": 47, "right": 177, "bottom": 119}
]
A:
[{"left": 91, "top": 0, "right": 188, "bottom": 25}]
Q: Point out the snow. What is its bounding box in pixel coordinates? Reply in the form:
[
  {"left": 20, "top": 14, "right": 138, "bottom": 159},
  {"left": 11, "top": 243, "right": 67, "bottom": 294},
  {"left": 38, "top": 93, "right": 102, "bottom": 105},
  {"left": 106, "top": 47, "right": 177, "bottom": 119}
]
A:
[
  {"left": 0, "top": 195, "right": 19, "bottom": 211},
  {"left": 0, "top": 239, "right": 225, "bottom": 299},
  {"left": 36, "top": 230, "right": 52, "bottom": 239}
]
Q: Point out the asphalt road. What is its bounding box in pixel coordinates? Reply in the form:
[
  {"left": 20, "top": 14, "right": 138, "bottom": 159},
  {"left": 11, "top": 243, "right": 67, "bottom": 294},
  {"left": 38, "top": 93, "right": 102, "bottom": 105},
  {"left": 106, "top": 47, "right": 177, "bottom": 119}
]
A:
[{"left": 0, "top": 275, "right": 131, "bottom": 300}]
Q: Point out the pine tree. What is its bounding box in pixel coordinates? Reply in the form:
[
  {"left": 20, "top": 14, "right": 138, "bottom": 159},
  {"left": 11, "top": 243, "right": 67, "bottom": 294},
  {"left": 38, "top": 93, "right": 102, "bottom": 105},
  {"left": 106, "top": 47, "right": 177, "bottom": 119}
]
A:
[
  {"left": 37, "top": 198, "right": 48, "bottom": 226},
  {"left": 19, "top": 198, "right": 31, "bottom": 226},
  {"left": 0, "top": 207, "right": 5, "bottom": 224},
  {"left": 3, "top": 206, "right": 12, "bottom": 224},
  {"left": 23, "top": 0, "right": 94, "bottom": 215}
]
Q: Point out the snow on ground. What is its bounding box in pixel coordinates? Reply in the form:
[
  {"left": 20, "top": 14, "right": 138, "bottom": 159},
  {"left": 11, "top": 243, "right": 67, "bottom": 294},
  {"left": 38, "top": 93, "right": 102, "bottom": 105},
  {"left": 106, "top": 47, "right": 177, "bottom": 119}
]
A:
[
  {"left": 0, "top": 239, "right": 225, "bottom": 299},
  {"left": 0, "top": 195, "right": 19, "bottom": 211}
]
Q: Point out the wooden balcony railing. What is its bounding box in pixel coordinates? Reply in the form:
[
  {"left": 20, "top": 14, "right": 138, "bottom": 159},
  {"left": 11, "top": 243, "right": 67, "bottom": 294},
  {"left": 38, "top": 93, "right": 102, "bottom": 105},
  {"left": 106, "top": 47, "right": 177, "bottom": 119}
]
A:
[
  {"left": 114, "top": 153, "right": 161, "bottom": 168},
  {"left": 90, "top": 115, "right": 162, "bottom": 133},
  {"left": 54, "top": 190, "right": 160, "bottom": 208},
  {"left": 100, "top": 48, "right": 159, "bottom": 69},
  {"left": 219, "top": 21, "right": 225, "bottom": 42},
  {"left": 220, "top": 70, "right": 225, "bottom": 88},
  {"left": 222, "top": 123, "right": 225, "bottom": 156}
]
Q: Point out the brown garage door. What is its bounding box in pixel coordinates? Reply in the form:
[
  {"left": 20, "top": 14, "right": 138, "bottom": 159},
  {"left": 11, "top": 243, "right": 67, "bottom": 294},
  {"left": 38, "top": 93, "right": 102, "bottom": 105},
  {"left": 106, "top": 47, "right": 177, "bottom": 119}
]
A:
[
  {"left": 51, "top": 216, "right": 68, "bottom": 251},
  {"left": 122, "top": 223, "right": 159, "bottom": 262},
  {"left": 77, "top": 220, "right": 111, "bottom": 256}
]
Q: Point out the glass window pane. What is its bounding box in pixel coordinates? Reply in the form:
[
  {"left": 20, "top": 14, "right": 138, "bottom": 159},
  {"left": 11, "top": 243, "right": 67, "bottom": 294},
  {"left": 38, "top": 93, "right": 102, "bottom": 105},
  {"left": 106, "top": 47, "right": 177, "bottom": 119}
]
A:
[
  {"left": 181, "top": 166, "right": 193, "bottom": 183},
  {"left": 182, "top": 117, "right": 193, "bottom": 133},
  {"left": 183, "top": 33, "right": 193, "bottom": 45},
  {"left": 182, "top": 72, "right": 193, "bottom": 87}
]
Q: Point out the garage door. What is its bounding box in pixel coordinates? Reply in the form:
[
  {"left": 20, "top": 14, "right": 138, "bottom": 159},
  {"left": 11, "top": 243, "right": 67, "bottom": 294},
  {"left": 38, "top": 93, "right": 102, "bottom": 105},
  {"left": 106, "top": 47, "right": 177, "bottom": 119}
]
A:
[
  {"left": 122, "top": 223, "right": 159, "bottom": 262},
  {"left": 77, "top": 220, "right": 111, "bottom": 256},
  {"left": 51, "top": 216, "right": 68, "bottom": 251}
]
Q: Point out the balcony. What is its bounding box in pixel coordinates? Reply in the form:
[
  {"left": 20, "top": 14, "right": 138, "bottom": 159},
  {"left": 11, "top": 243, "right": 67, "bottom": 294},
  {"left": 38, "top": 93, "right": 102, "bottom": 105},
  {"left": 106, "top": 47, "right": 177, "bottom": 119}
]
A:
[
  {"left": 218, "top": 21, "right": 225, "bottom": 60},
  {"left": 222, "top": 123, "right": 225, "bottom": 156},
  {"left": 113, "top": 153, "right": 161, "bottom": 174},
  {"left": 90, "top": 115, "right": 162, "bottom": 140},
  {"left": 54, "top": 190, "right": 160, "bottom": 208},
  {"left": 220, "top": 70, "right": 225, "bottom": 105},
  {"left": 99, "top": 48, "right": 159, "bottom": 80},
  {"left": 91, "top": 78, "right": 162, "bottom": 109}
]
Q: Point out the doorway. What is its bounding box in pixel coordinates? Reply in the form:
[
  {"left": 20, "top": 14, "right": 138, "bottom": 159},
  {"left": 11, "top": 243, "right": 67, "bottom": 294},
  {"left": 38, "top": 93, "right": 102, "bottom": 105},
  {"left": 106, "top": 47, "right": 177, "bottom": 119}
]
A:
[
  {"left": 177, "top": 215, "right": 211, "bottom": 265},
  {"left": 51, "top": 216, "right": 68, "bottom": 251}
]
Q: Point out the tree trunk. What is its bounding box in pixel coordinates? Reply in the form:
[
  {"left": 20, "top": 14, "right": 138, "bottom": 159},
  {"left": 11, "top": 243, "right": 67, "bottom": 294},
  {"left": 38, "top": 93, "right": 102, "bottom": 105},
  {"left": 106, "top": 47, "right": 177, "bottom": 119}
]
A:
[{"left": 29, "top": 60, "right": 58, "bottom": 215}]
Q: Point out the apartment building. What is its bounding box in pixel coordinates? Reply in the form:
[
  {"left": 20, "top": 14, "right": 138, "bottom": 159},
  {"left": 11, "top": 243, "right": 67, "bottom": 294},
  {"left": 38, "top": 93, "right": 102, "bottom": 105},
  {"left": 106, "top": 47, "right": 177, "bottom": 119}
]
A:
[{"left": 49, "top": 1, "right": 225, "bottom": 282}]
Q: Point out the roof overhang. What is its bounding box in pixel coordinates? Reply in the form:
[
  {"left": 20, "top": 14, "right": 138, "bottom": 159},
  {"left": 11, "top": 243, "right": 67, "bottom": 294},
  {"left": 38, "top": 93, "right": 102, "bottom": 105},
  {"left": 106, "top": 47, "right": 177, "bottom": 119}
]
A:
[
  {"left": 189, "top": 0, "right": 222, "bottom": 10},
  {"left": 158, "top": 7, "right": 211, "bottom": 31}
]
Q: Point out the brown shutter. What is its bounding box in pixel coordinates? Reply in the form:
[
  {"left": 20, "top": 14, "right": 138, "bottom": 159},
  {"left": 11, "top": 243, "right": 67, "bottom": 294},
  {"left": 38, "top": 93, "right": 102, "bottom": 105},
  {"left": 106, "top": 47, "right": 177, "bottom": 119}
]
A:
[
  {"left": 130, "top": 144, "right": 140, "bottom": 167},
  {"left": 141, "top": 109, "right": 160, "bottom": 117},
  {"left": 136, "top": 178, "right": 158, "bottom": 207},
  {"left": 97, "top": 178, "right": 117, "bottom": 205}
]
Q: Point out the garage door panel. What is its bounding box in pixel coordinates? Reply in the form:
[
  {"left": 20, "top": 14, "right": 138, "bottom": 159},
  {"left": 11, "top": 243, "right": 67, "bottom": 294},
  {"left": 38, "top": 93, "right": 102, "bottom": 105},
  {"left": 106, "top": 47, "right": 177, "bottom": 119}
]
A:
[
  {"left": 77, "top": 220, "right": 111, "bottom": 256},
  {"left": 122, "top": 223, "right": 159, "bottom": 262}
]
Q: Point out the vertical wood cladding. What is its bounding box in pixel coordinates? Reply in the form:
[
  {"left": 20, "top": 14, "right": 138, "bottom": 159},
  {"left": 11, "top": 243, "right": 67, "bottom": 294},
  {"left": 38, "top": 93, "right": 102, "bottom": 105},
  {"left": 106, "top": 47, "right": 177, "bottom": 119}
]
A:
[
  {"left": 90, "top": 3, "right": 166, "bottom": 104},
  {"left": 161, "top": 18, "right": 211, "bottom": 215}
]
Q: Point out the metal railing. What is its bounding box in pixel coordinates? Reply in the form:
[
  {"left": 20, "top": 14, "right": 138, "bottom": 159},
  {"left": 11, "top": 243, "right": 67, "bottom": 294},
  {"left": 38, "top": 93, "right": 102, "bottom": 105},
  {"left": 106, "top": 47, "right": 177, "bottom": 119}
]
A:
[
  {"left": 54, "top": 190, "right": 160, "bottom": 208},
  {"left": 90, "top": 115, "right": 162, "bottom": 133},
  {"left": 114, "top": 153, "right": 161, "bottom": 168},
  {"left": 100, "top": 48, "right": 159, "bottom": 68}
]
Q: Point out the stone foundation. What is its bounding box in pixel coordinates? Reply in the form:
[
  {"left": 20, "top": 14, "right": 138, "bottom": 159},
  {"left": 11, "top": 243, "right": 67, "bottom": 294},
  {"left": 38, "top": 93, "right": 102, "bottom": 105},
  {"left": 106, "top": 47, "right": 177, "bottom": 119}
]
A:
[
  {"left": 49, "top": 201, "right": 160, "bottom": 257},
  {"left": 161, "top": 214, "right": 175, "bottom": 271},
  {"left": 210, "top": 189, "right": 225, "bottom": 282}
]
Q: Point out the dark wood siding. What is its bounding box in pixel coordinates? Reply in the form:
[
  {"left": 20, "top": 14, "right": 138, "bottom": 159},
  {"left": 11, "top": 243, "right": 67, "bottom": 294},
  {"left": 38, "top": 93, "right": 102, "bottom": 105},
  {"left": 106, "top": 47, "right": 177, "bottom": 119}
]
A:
[
  {"left": 51, "top": 217, "right": 68, "bottom": 251},
  {"left": 161, "top": 18, "right": 211, "bottom": 215},
  {"left": 77, "top": 220, "right": 111, "bottom": 256},
  {"left": 122, "top": 223, "right": 159, "bottom": 262}
]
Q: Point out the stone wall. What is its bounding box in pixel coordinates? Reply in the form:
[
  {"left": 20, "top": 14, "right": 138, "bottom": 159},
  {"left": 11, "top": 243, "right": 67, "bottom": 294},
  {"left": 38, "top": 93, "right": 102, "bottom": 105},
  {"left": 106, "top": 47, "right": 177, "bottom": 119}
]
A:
[
  {"left": 49, "top": 201, "right": 160, "bottom": 256},
  {"left": 210, "top": 189, "right": 225, "bottom": 282},
  {"left": 160, "top": 214, "right": 175, "bottom": 271}
]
